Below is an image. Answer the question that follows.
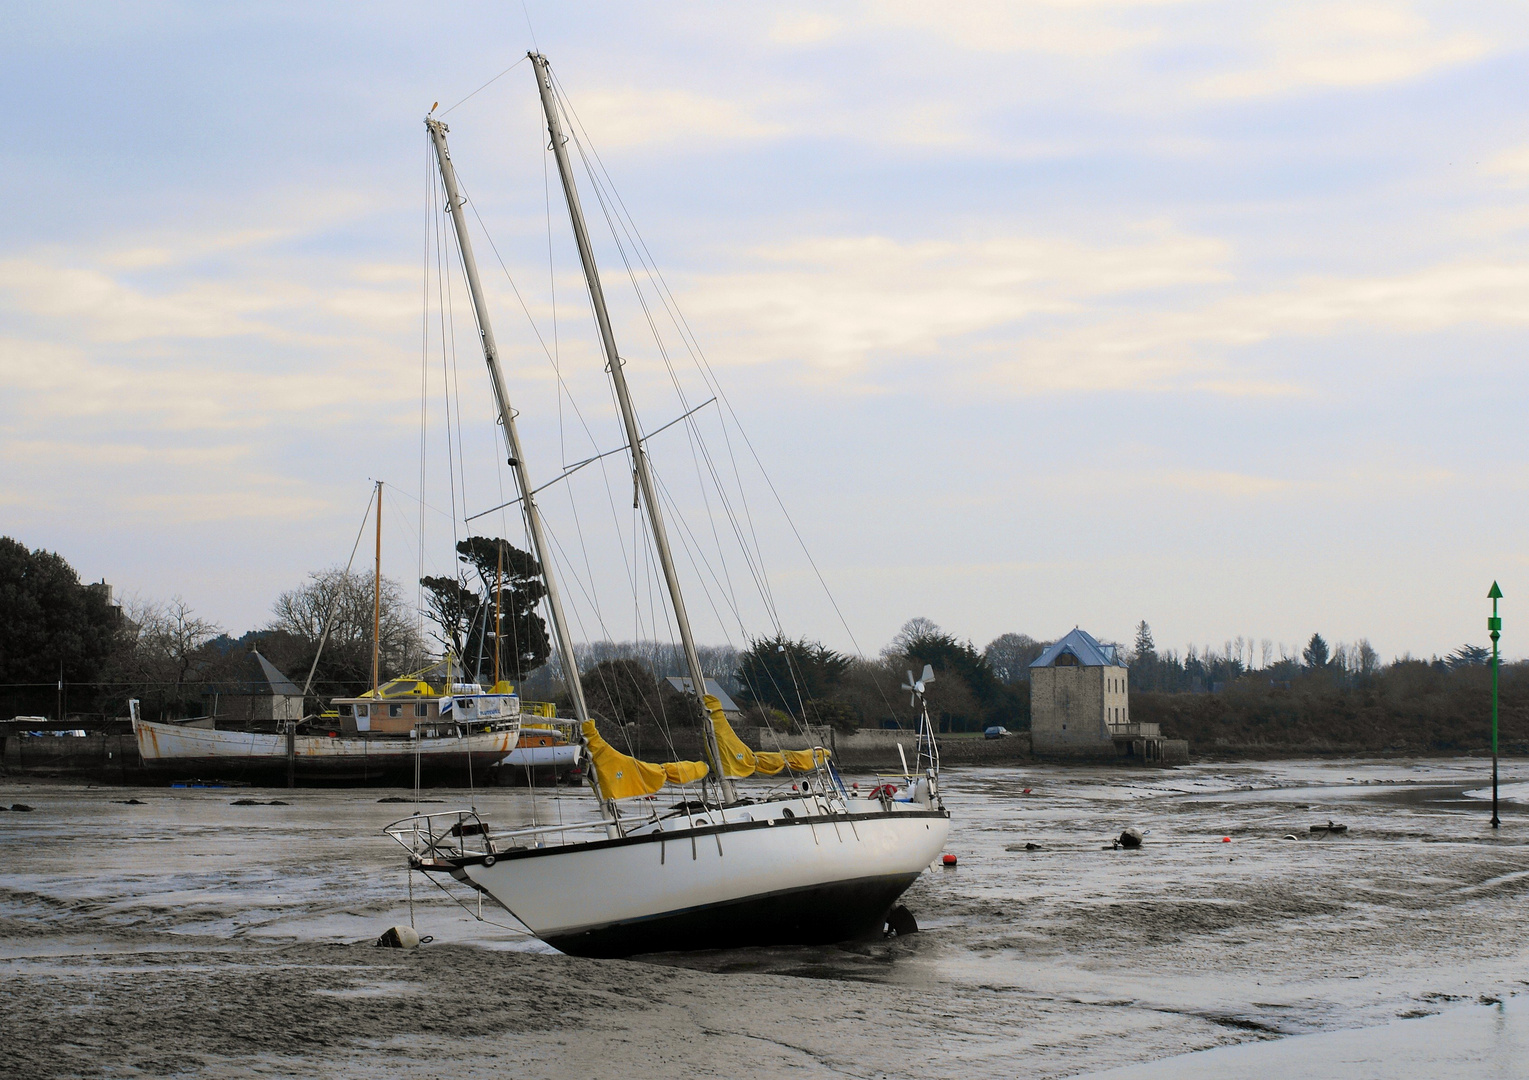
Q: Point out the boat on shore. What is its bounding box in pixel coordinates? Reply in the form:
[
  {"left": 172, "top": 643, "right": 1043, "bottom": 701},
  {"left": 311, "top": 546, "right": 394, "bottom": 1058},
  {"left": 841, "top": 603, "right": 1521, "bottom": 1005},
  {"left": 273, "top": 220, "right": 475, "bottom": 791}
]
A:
[
  {"left": 385, "top": 54, "right": 948, "bottom": 957},
  {"left": 131, "top": 663, "right": 521, "bottom": 783}
]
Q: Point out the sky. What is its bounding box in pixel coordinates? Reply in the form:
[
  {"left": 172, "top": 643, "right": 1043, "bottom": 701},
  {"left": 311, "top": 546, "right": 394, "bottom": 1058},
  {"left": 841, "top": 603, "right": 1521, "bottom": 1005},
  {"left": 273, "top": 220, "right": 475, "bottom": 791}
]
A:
[{"left": 2, "top": 1, "right": 1528, "bottom": 665}]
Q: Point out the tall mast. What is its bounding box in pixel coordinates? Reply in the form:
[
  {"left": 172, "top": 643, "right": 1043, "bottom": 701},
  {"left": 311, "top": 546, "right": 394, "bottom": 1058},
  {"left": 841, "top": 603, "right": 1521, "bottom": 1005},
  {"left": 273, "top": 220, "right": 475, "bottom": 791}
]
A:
[
  {"left": 424, "top": 116, "right": 593, "bottom": 736},
  {"left": 529, "top": 53, "right": 732, "bottom": 801},
  {"left": 372, "top": 480, "right": 383, "bottom": 696}
]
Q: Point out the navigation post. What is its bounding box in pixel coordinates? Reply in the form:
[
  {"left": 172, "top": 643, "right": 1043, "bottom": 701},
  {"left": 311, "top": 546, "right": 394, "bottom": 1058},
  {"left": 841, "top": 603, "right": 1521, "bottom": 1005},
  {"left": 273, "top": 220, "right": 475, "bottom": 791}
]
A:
[{"left": 1489, "top": 581, "right": 1503, "bottom": 829}]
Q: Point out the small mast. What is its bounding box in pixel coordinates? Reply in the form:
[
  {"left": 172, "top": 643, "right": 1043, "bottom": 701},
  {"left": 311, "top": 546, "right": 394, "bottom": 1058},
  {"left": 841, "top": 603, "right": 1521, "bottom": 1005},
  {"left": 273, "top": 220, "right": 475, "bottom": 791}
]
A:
[
  {"left": 529, "top": 52, "right": 733, "bottom": 801},
  {"left": 424, "top": 116, "right": 594, "bottom": 738}
]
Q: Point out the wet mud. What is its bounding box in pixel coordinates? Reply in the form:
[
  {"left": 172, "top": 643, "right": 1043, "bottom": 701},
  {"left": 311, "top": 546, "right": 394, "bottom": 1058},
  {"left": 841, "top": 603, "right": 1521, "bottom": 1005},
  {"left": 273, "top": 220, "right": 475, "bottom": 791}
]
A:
[{"left": 2, "top": 758, "right": 1527, "bottom": 1078}]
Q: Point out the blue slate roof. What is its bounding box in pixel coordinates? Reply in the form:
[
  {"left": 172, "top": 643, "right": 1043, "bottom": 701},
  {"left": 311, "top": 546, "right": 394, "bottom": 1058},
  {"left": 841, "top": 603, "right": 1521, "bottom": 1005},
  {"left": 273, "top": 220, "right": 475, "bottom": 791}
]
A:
[
  {"left": 1030, "top": 628, "right": 1124, "bottom": 669},
  {"left": 666, "top": 677, "right": 742, "bottom": 714}
]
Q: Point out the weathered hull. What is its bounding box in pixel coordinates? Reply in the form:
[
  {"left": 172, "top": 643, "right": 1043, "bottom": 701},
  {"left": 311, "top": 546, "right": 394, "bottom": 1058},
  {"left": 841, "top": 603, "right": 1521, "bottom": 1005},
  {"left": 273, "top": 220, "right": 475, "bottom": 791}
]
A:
[
  {"left": 456, "top": 801, "right": 950, "bottom": 957},
  {"left": 132, "top": 716, "right": 519, "bottom": 782}
]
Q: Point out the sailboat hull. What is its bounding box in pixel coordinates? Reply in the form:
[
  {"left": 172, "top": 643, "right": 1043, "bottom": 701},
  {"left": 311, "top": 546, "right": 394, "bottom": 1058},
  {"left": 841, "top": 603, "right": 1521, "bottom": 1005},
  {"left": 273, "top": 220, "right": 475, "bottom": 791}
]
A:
[
  {"left": 457, "top": 802, "right": 950, "bottom": 957},
  {"left": 543, "top": 871, "right": 922, "bottom": 957}
]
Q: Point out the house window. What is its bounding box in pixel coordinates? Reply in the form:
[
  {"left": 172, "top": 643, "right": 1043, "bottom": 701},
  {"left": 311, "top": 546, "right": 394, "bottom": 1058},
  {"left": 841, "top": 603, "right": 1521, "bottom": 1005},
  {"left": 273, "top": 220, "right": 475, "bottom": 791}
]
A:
[
  {"left": 415, "top": 703, "right": 428, "bottom": 718},
  {"left": 389, "top": 704, "right": 402, "bottom": 718},
  {"left": 355, "top": 704, "right": 368, "bottom": 718},
  {"left": 338, "top": 704, "right": 353, "bottom": 717}
]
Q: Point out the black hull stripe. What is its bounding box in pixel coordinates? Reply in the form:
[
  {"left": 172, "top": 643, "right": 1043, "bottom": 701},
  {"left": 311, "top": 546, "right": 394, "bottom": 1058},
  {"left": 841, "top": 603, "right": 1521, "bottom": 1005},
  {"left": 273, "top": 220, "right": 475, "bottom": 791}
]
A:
[
  {"left": 470, "top": 808, "right": 950, "bottom": 865},
  {"left": 542, "top": 871, "right": 922, "bottom": 958}
]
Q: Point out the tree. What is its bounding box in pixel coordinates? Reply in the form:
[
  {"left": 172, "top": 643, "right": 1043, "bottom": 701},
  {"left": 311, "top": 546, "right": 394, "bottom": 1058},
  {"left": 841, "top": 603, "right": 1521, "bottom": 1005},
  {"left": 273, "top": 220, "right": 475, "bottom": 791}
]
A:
[
  {"left": 1134, "top": 620, "right": 1156, "bottom": 659},
  {"left": 1447, "top": 644, "right": 1490, "bottom": 670},
  {"left": 269, "top": 568, "right": 424, "bottom": 698},
  {"left": 887, "top": 617, "right": 942, "bottom": 656},
  {"left": 895, "top": 628, "right": 1016, "bottom": 732},
  {"left": 0, "top": 538, "right": 122, "bottom": 718},
  {"left": 1302, "top": 633, "right": 1330, "bottom": 670},
  {"left": 582, "top": 658, "right": 686, "bottom": 727},
  {"left": 421, "top": 536, "right": 550, "bottom": 681},
  {"left": 983, "top": 632, "right": 1047, "bottom": 685},
  {"left": 120, "top": 596, "right": 221, "bottom": 715},
  {"left": 736, "top": 634, "right": 852, "bottom": 724}
]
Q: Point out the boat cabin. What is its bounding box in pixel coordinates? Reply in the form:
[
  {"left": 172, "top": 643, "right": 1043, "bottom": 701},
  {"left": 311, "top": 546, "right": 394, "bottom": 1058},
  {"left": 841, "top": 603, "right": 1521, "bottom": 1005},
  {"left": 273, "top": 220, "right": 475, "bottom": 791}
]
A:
[{"left": 330, "top": 673, "right": 520, "bottom": 735}]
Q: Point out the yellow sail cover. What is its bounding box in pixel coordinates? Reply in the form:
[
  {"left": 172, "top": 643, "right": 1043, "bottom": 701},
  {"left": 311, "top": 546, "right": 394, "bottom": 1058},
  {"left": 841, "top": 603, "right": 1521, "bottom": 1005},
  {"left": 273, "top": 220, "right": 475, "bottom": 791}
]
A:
[
  {"left": 704, "top": 695, "right": 830, "bottom": 778},
  {"left": 581, "top": 721, "right": 708, "bottom": 800}
]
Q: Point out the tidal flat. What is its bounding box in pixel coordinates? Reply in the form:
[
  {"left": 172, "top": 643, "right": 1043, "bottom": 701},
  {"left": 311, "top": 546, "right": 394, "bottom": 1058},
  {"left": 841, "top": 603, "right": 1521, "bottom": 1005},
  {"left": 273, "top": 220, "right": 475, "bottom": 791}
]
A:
[{"left": 2, "top": 759, "right": 1526, "bottom": 1079}]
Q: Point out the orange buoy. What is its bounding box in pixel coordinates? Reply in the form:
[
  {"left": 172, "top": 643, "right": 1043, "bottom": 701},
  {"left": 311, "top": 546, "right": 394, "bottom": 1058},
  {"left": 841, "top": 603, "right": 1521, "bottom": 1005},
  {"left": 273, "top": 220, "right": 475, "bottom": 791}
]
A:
[
  {"left": 942, "top": 854, "right": 958, "bottom": 866},
  {"left": 1221, "top": 836, "right": 1231, "bottom": 843}
]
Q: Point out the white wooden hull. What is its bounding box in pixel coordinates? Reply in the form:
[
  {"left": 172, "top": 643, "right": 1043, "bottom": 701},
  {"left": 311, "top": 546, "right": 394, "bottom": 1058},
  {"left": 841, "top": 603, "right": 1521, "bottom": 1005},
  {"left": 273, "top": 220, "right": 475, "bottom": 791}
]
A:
[
  {"left": 455, "top": 798, "right": 949, "bottom": 956},
  {"left": 498, "top": 744, "right": 580, "bottom": 769},
  {"left": 132, "top": 715, "right": 520, "bottom": 781}
]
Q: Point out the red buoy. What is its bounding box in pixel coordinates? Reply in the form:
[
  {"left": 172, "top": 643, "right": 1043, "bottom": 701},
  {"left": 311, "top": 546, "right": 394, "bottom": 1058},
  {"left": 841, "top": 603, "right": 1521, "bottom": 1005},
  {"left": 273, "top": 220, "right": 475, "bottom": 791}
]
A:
[
  {"left": 1022, "top": 788, "right": 1033, "bottom": 795},
  {"left": 1221, "top": 836, "right": 1232, "bottom": 843},
  {"left": 942, "top": 853, "right": 958, "bottom": 866}
]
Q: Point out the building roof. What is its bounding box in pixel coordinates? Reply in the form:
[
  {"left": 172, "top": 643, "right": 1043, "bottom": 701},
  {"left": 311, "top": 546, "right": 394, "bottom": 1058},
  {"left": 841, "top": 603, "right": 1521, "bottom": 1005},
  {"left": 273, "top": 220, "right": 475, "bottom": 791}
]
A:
[
  {"left": 1030, "top": 628, "right": 1125, "bottom": 669},
  {"left": 207, "top": 650, "right": 304, "bottom": 698},
  {"left": 665, "top": 677, "right": 742, "bottom": 714}
]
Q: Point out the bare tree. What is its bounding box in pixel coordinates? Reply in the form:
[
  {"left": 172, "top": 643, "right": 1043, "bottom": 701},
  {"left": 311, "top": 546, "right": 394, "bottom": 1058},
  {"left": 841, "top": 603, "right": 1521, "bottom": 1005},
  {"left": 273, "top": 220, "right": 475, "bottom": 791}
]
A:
[
  {"left": 111, "top": 595, "right": 221, "bottom": 718},
  {"left": 983, "top": 632, "right": 1048, "bottom": 685},
  {"left": 885, "top": 617, "right": 942, "bottom": 659},
  {"left": 269, "top": 568, "right": 426, "bottom": 687},
  {"left": 1260, "top": 639, "right": 1273, "bottom": 669}
]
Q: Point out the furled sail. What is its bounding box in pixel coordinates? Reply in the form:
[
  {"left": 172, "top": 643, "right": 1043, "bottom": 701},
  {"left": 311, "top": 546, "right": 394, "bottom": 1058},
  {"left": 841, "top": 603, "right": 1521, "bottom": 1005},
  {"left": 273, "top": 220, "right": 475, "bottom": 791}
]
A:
[
  {"left": 704, "top": 695, "right": 830, "bottom": 778},
  {"left": 581, "top": 721, "right": 708, "bottom": 800}
]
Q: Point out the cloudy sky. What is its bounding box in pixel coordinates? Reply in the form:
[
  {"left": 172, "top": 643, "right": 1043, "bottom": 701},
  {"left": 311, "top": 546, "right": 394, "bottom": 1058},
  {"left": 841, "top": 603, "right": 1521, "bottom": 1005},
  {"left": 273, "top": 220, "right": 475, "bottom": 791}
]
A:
[{"left": 3, "top": 1, "right": 1527, "bottom": 663}]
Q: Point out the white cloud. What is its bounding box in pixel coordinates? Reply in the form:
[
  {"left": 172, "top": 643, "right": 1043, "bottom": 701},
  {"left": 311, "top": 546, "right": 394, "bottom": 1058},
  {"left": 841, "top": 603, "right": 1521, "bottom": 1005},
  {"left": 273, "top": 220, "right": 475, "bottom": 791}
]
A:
[
  {"left": 1482, "top": 145, "right": 1529, "bottom": 188},
  {"left": 1198, "top": 4, "right": 1487, "bottom": 99},
  {"left": 677, "top": 227, "right": 1231, "bottom": 380},
  {"left": 864, "top": 0, "right": 1165, "bottom": 58},
  {"left": 558, "top": 87, "right": 788, "bottom": 148},
  {"left": 769, "top": 12, "right": 842, "bottom": 46}
]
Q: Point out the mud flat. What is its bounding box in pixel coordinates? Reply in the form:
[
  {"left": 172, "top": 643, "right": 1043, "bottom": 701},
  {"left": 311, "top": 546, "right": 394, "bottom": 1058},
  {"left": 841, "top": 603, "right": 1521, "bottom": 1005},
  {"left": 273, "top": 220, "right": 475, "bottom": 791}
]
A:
[{"left": 2, "top": 758, "right": 1526, "bottom": 1079}]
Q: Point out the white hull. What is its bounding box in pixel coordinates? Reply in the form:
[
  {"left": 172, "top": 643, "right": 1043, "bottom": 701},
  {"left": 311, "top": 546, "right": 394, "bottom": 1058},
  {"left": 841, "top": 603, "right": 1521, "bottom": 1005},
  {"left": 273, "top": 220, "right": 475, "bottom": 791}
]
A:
[
  {"left": 443, "top": 796, "right": 949, "bottom": 956},
  {"left": 133, "top": 715, "right": 520, "bottom": 780},
  {"left": 498, "top": 744, "right": 580, "bottom": 769}
]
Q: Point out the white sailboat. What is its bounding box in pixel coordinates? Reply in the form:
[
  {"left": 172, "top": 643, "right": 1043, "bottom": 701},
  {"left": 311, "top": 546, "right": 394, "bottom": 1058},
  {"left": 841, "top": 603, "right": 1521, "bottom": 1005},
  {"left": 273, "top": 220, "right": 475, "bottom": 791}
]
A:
[{"left": 386, "top": 53, "right": 948, "bottom": 957}]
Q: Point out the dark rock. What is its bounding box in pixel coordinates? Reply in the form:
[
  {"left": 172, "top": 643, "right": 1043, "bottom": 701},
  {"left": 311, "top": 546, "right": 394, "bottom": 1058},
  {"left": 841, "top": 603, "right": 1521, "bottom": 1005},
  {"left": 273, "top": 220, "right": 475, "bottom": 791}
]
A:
[{"left": 11, "top": 803, "right": 34, "bottom": 812}]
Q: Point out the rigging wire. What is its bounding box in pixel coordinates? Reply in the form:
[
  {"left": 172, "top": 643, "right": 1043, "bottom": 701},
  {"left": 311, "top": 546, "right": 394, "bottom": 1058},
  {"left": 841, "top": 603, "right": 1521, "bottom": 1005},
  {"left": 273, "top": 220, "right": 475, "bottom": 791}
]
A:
[
  {"left": 439, "top": 55, "right": 530, "bottom": 116},
  {"left": 550, "top": 77, "right": 835, "bottom": 732},
  {"left": 547, "top": 67, "right": 904, "bottom": 721},
  {"left": 550, "top": 78, "right": 788, "bottom": 642}
]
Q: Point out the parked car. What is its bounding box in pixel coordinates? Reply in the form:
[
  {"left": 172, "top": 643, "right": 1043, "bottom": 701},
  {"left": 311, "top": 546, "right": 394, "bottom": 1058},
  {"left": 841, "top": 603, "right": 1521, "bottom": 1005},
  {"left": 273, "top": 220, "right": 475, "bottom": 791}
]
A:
[{"left": 984, "top": 726, "right": 1011, "bottom": 740}]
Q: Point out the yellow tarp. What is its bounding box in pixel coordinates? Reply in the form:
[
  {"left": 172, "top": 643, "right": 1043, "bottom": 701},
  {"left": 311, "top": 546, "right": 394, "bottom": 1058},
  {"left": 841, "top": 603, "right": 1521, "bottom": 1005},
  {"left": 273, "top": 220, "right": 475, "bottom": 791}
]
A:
[
  {"left": 705, "top": 695, "right": 830, "bottom": 778},
  {"left": 581, "top": 721, "right": 708, "bottom": 800}
]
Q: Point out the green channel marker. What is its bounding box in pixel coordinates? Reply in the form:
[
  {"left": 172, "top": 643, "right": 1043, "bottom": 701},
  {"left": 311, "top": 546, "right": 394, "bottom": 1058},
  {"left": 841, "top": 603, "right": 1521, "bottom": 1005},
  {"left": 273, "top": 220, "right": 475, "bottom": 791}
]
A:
[{"left": 1489, "top": 581, "right": 1503, "bottom": 829}]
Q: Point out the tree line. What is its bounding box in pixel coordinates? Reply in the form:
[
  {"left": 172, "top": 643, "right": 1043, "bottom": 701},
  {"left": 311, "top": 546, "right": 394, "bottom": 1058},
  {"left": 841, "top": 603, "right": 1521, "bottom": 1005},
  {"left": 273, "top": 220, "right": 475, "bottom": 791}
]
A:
[{"left": 3, "top": 535, "right": 1519, "bottom": 753}]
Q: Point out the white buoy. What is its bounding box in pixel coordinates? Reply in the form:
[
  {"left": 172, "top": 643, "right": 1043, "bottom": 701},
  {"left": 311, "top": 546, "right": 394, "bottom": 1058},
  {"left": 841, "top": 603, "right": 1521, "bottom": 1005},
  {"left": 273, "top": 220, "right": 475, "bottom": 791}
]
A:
[{"left": 376, "top": 925, "right": 421, "bottom": 949}]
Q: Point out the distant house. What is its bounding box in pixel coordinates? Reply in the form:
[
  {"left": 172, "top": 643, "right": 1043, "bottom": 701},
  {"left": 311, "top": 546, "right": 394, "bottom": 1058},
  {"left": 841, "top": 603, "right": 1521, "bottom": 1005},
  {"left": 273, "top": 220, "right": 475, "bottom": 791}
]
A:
[
  {"left": 665, "top": 677, "right": 743, "bottom": 724},
  {"left": 1029, "top": 629, "right": 1186, "bottom": 763},
  {"left": 205, "top": 650, "right": 305, "bottom": 727},
  {"left": 1029, "top": 629, "right": 1129, "bottom": 757}
]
